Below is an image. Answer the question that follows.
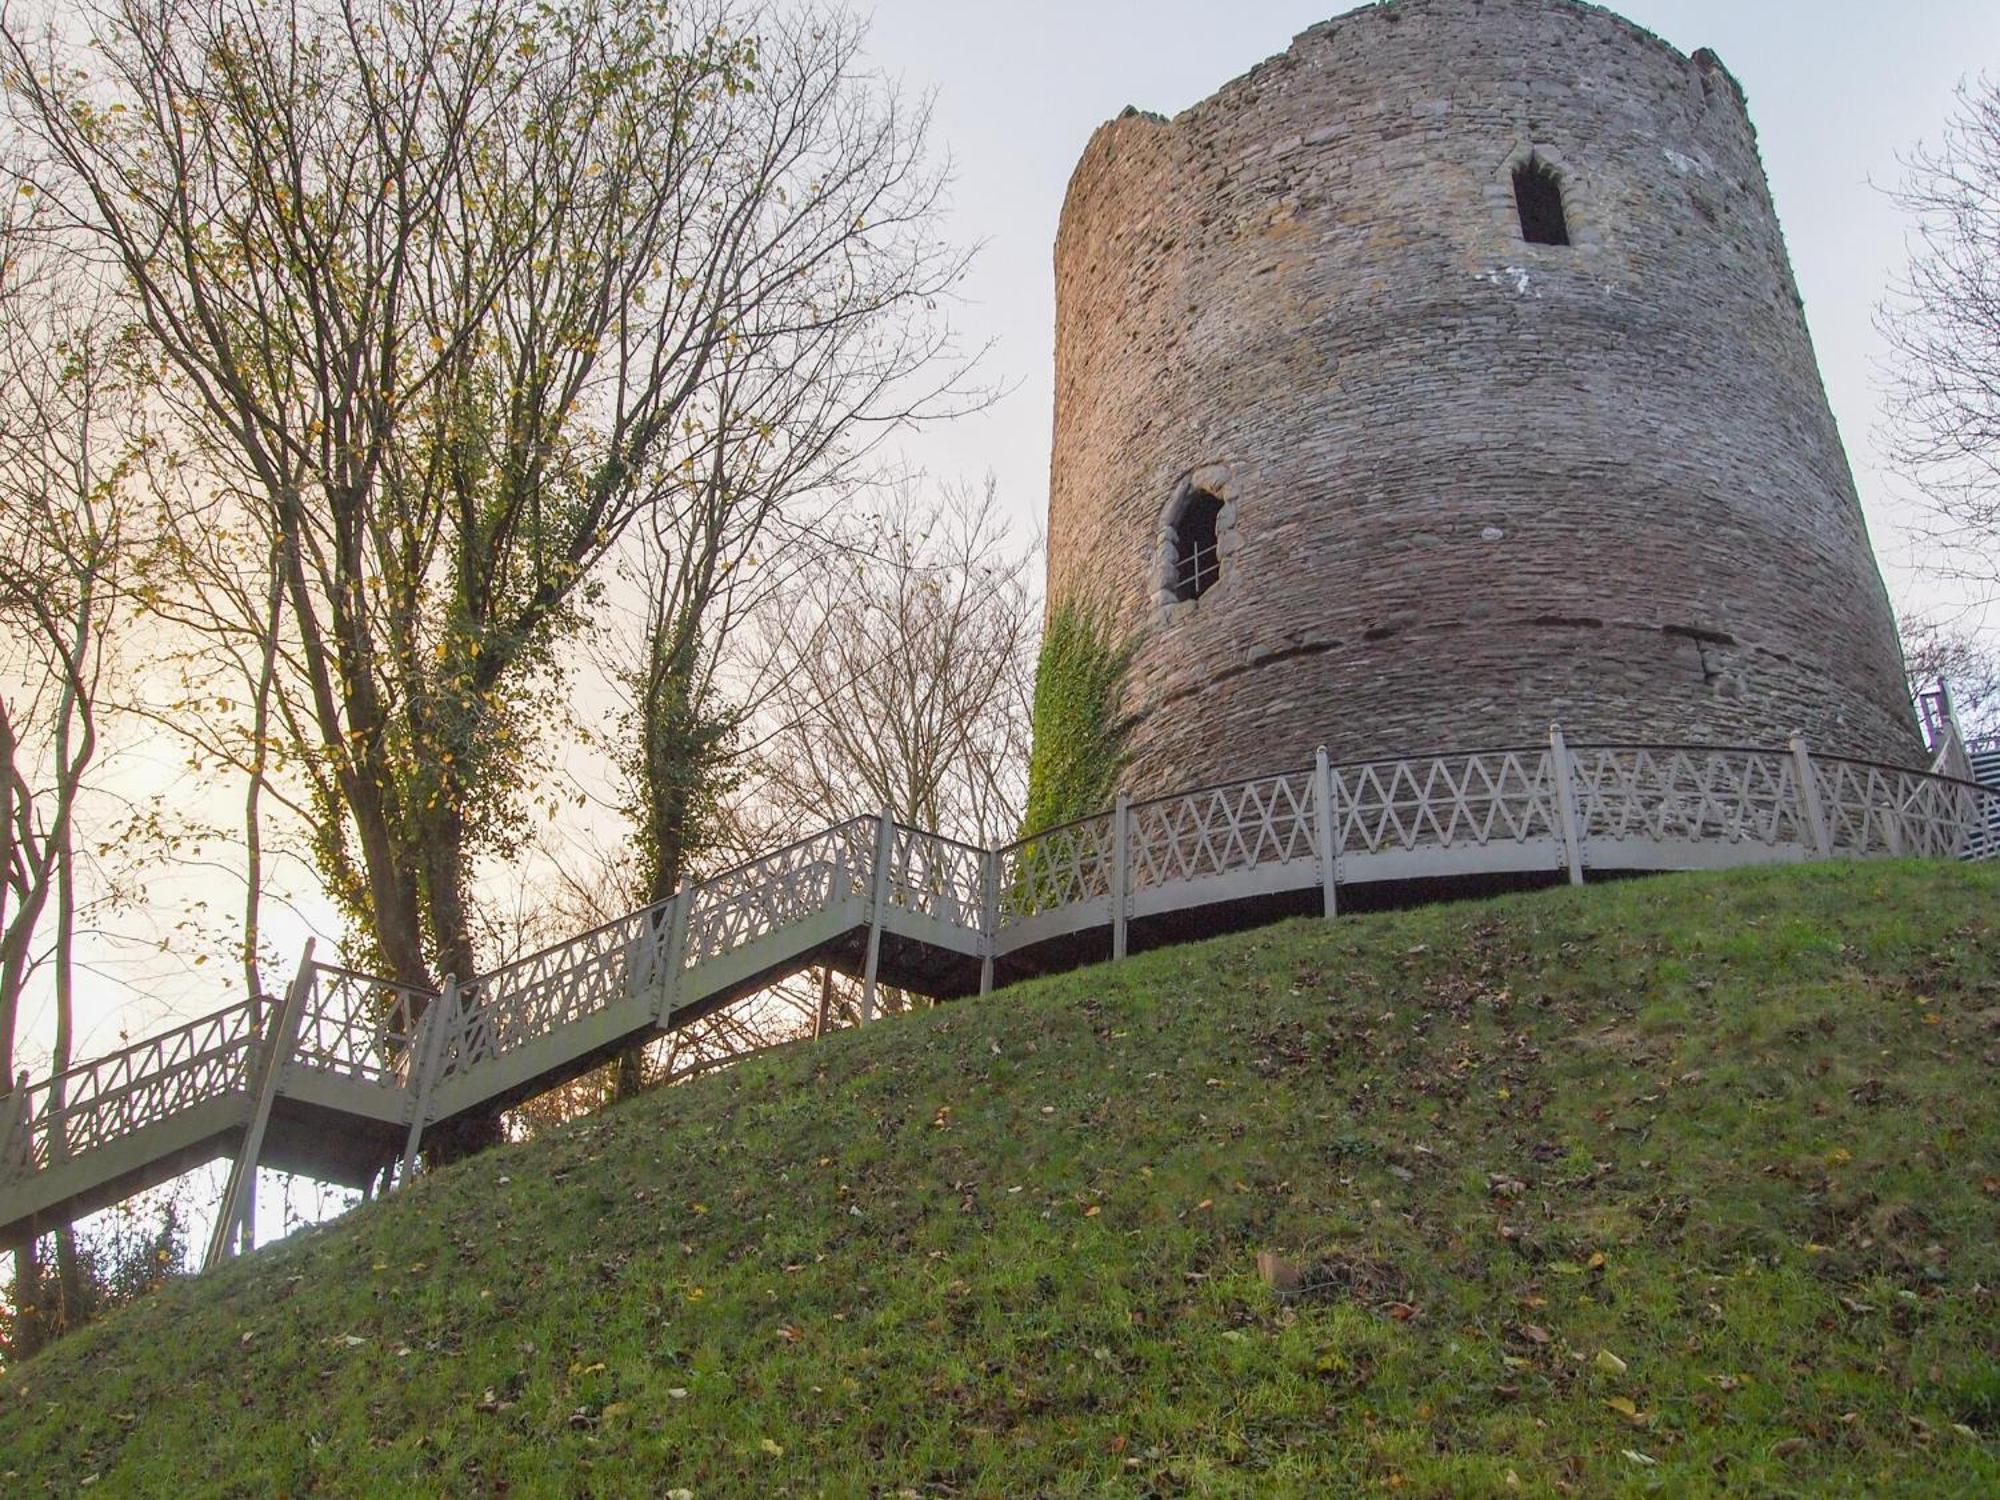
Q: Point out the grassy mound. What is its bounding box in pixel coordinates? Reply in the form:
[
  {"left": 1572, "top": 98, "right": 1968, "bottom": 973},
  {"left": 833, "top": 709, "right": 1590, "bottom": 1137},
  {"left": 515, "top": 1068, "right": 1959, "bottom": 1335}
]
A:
[{"left": 3, "top": 861, "right": 1999, "bottom": 1496}]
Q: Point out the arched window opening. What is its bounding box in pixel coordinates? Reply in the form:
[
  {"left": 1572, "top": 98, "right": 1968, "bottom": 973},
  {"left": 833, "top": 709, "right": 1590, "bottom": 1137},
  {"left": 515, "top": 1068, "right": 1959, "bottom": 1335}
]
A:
[
  {"left": 1171, "top": 489, "right": 1224, "bottom": 601},
  {"left": 1513, "top": 156, "right": 1570, "bottom": 246}
]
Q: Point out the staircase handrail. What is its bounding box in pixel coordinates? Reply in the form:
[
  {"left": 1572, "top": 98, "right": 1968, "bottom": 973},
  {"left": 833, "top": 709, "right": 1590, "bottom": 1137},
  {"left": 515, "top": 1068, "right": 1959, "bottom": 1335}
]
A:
[
  {"left": 6, "top": 993, "right": 274, "bottom": 1173},
  {"left": 13, "top": 992, "right": 272, "bottom": 1099},
  {"left": 12, "top": 736, "right": 2000, "bottom": 1212}
]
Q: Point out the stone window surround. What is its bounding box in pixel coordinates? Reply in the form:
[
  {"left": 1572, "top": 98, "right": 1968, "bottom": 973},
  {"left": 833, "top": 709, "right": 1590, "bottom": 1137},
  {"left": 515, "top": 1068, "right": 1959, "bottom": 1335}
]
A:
[
  {"left": 1487, "top": 142, "right": 1603, "bottom": 252},
  {"left": 1152, "top": 463, "right": 1239, "bottom": 622}
]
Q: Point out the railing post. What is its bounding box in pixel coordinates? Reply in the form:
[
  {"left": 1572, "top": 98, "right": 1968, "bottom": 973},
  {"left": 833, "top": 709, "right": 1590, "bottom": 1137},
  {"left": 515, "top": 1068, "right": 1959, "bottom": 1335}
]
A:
[
  {"left": 860, "top": 807, "right": 894, "bottom": 1025},
  {"left": 978, "top": 846, "right": 1000, "bottom": 997},
  {"left": 0, "top": 1071, "right": 30, "bottom": 1185},
  {"left": 1549, "top": 724, "right": 1586, "bottom": 886},
  {"left": 653, "top": 888, "right": 691, "bottom": 1025},
  {"left": 1111, "top": 793, "right": 1131, "bottom": 961},
  {"left": 205, "top": 940, "right": 315, "bottom": 1272},
  {"left": 1790, "top": 733, "right": 1834, "bottom": 859},
  {"left": 1313, "top": 746, "right": 1339, "bottom": 918},
  {"left": 1882, "top": 769, "right": 1907, "bottom": 858},
  {"left": 397, "top": 975, "right": 458, "bottom": 1189}
]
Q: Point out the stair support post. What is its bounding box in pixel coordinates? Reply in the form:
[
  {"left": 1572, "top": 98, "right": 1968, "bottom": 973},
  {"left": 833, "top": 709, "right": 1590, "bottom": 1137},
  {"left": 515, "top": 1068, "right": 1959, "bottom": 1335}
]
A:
[
  {"left": 979, "top": 847, "right": 1001, "bottom": 996},
  {"left": 205, "top": 940, "right": 315, "bottom": 1272},
  {"left": 1314, "top": 746, "right": 1339, "bottom": 918},
  {"left": 397, "top": 974, "right": 458, "bottom": 1189},
  {"left": 1549, "top": 724, "right": 1586, "bottom": 886},
  {"left": 1111, "top": 793, "right": 1131, "bottom": 961},
  {"left": 1790, "top": 734, "right": 1834, "bottom": 859},
  {"left": 861, "top": 808, "right": 894, "bottom": 1024}
]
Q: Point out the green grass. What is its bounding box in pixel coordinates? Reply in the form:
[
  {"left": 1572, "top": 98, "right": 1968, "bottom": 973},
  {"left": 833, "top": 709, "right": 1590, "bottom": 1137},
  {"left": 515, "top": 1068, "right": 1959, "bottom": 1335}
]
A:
[{"left": 4, "top": 860, "right": 1999, "bottom": 1496}]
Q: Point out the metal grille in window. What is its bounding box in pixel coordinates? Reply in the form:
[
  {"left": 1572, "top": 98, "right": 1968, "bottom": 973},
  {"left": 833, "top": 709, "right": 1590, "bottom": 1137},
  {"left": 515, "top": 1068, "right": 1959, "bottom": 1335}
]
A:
[{"left": 1171, "top": 490, "right": 1223, "bottom": 601}]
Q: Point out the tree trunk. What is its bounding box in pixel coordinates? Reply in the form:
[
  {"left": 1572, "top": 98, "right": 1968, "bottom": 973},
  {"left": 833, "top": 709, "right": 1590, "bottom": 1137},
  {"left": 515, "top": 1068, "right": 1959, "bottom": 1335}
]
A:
[
  {"left": 419, "top": 800, "right": 478, "bottom": 989},
  {"left": 53, "top": 1227, "right": 83, "bottom": 1338},
  {"left": 813, "top": 967, "right": 834, "bottom": 1040},
  {"left": 11, "top": 1238, "right": 46, "bottom": 1359},
  {"left": 614, "top": 676, "right": 704, "bottom": 1104}
]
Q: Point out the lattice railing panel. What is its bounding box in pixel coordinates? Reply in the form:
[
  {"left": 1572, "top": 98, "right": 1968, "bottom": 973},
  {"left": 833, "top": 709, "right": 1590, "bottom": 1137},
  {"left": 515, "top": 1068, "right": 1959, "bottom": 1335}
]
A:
[
  {"left": 682, "top": 817, "right": 874, "bottom": 969},
  {"left": 448, "top": 905, "right": 667, "bottom": 1077},
  {"left": 997, "top": 813, "right": 1116, "bottom": 921},
  {"left": 1570, "top": 746, "right": 1808, "bottom": 849},
  {"left": 13, "top": 739, "right": 2000, "bottom": 1224},
  {"left": 888, "top": 826, "right": 987, "bottom": 928},
  {"left": 291, "top": 966, "right": 432, "bottom": 1090},
  {"left": 1332, "top": 749, "right": 1560, "bottom": 856},
  {"left": 8, "top": 996, "right": 270, "bottom": 1173},
  {"left": 1816, "top": 758, "right": 1985, "bottom": 860},
  {"left": 1130, "top": 771, "right": 1318, "bottom": 891}
]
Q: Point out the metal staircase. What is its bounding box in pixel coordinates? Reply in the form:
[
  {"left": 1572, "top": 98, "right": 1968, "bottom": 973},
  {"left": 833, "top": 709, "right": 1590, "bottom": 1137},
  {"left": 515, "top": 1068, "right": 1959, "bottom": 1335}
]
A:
[{"left": 4, "top": 731, "right": 1993, "bottom": 1269}]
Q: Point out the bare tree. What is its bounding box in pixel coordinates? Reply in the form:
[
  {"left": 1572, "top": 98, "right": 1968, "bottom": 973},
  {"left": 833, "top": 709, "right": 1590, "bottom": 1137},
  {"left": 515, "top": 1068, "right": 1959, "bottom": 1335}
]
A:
[
  {"left": 732, "top": 480, "right": 1034, "bottom": 1025},
  {"left": 1881, "top": 77, "right": 2000, "bottom": 582},
  {"left": 596, "top": 336, "right": 969, "bottom": 1093},
  {"left": 1, "top": 0, "right": 971, "bottom": 1014},
  {"left": 0, "top": 197, "right": 148, "bottom": 1353},
  {"left": 1902, "top": 613, "right": 2000, "bottom": 746},
  {"left": 753, "top": 480, "right": 1034, "bottom": 847}
]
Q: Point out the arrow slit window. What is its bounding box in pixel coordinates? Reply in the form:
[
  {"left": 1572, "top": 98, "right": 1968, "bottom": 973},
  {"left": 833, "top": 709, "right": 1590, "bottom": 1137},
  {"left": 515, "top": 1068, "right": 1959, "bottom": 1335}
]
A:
[{"left": 1514, "top": 156, "right": 1570, "bottom": 246}]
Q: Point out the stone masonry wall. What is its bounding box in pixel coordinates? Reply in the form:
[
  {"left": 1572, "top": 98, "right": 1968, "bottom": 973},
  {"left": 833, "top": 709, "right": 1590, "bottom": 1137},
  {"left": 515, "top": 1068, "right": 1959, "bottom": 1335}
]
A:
[{"left": 1045, "top": 0, "right": 1922, "bottom": 800}]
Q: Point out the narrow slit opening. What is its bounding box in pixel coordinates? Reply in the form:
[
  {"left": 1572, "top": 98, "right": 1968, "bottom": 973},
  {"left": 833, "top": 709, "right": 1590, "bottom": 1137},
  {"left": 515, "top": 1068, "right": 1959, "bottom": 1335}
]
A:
[{"left": 1514, "top": 157, "right": 1571, "bottom": 246}]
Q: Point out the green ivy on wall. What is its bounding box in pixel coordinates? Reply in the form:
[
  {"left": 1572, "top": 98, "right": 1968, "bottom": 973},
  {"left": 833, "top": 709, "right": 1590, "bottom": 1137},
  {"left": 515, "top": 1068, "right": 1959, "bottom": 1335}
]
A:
[{"left": 1023, "top": 597, "right": 1136, "bottom": 834}]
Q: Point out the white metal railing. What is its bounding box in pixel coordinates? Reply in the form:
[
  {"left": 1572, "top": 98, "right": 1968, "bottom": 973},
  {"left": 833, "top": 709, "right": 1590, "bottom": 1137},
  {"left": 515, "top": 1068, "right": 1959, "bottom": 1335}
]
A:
[
  {"left": 290, "top": 965, "right": 433, "bottom": 1090},
  {"left": 8, "top": 729, "right": 1999, "bottom": 1254},
  {"left": 1816, "top": 755, "right": 1983, "bottom": 859},
  {"left": 683, "top": 817, "right": 876, "bottom": 971},
  {"left": 1131, "top": 769, "right": 1320, "bottom": 892},
  {"left": 446, "top": 904, "right": 667, "bottom": 1080},
  {"left": 987, "top": 734, "right": 2000, "bottom": 940},
  {"left": 997, "top": 812, "right": 1116, "bottom": 922},
  {"left": 887, "top": 824, "right": 989, "bottom": 930},
  {"left": 1331, "top": 747, "right": 1563, "bottom": 860},
  {"left": 1568, "top": 744, "right": 1807, "bottom": 849},
  {"left": 1, "top": 995, "right": 272, "bottom": 1177}
]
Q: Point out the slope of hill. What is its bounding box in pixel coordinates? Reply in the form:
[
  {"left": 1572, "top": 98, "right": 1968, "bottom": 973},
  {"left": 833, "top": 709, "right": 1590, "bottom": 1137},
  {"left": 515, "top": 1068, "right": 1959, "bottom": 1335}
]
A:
[{"left": 2, "top": 861, "right": 1997, "bottom": 1496}]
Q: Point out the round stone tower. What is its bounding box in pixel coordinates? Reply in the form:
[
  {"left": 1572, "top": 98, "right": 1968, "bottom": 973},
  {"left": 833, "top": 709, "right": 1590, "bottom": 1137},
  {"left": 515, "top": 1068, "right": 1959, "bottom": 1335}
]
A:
[{"left": 1045, "top": 0, "right": 1921, "bottom": 799}]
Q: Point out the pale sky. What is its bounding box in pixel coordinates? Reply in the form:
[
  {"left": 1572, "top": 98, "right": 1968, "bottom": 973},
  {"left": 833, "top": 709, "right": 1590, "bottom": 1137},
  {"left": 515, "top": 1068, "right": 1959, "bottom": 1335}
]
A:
[{"left": 859, "top": 0, "right": 2000, "bottom": 618}]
